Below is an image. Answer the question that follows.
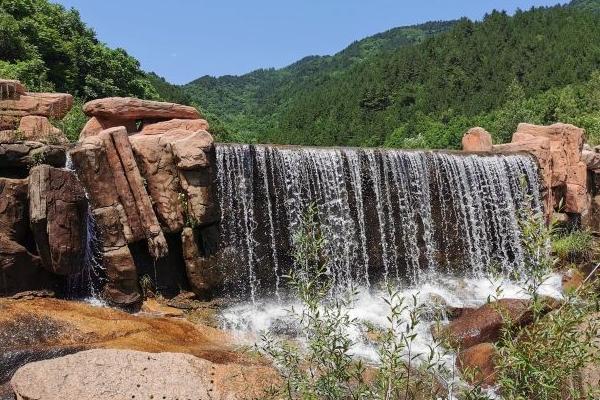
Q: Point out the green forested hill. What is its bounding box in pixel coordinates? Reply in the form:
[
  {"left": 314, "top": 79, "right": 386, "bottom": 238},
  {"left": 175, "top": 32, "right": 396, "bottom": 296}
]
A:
[{"left": 184, "top": 0, "right": 600, "bottom": 147}]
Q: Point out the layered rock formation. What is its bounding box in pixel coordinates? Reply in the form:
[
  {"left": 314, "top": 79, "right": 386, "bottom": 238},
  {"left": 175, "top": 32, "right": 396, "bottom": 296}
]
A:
[
  {"left": 0, "top": 79, "right": 84, "bottom": 297},
  {"left": 71, "top": 97, "right": 218, "bottom": 306}
]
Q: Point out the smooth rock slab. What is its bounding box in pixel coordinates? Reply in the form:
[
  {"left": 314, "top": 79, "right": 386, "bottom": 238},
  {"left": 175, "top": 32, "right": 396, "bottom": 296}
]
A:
[
  {"left": 11, "top": 349, "right": 217, "bottom": 400},
  {"left": 84, "top": 97, "right": 200, "bottom": 120}
]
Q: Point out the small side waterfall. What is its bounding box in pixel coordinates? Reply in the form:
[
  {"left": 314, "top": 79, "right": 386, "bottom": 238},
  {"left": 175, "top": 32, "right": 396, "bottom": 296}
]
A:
[{"left": 216, "top": 144, "right": 543, "bottom": 300}]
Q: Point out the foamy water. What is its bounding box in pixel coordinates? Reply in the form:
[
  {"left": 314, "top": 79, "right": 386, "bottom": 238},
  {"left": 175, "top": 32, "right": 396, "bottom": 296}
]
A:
[{"left": 220, "top": 272, "right": 563, "bottom": 395}]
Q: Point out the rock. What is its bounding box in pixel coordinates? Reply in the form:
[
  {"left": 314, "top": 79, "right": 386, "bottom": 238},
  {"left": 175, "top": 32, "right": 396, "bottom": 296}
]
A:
[
  {"left": 130, "top": 132, "right": 187, "bottom": 232},
  {"left": 0, "top": 298, "right": 277, "bottom": 399},
  {"left": 79, "top": 116, "right": 138, "bottom": 140},
  {"left": 28, "top": 166, "right": 87, "bottom": 276},
  {"left": 171, "top": 130, "right": 213, "bottom": 169},
  {"left": 140, "top": 298, "right": 185, "bottom": 317},
  {"left": 167, "top": 291, "right": 199, "bottom": 309},
  {"left": 0, "top": 92, "right": 73, "bottom": 119},
  {"left": 0, "top": 177, "right": 57, "bottom": 296},
  {"left": 18, "top": 116, "right": 67, "bottom": 144},
  {"left": 83, "top": 97, "right": 200, "bottom": 120},
  {"left": 101, "top": 246, "right": 141, "bottom": 307},
  {"left": 565, "top": 183, "right": 588, "bottom": 214},
  {"left": 0, "top": 115, "right": 20, "bottom": 130},
  {"left": 108, "top": 128, "right": 167, "bottom": 258},
  {"left": 433, "top": 299, "right": 532, "bottom": 349},
  {"left": 0, "top": 142, "right": 66, "bottom": 170},
  {"left": 462, "top": 127, "right": 493, "bottom": 152},
  {"left": 9, "top": 290, "right": 55, "bottom": 300},
  {"left": 140, "top": 118, "right": 210, "bottom": 135},
  {"left": 71, "top": 128, "right": 168, "bottom": 258},
  {"left": 582, "top": 149, "right": 600, "bottom": 170},
  {"left": 0, "top": 79, "right": 26, "bottom": 100},
  {"left": 182, "top": 227, "right": 222, "bottom": 296},
  {"left": 10, "top": 349, "right": 275, "bottom": 400},
  {"left": 456, "top": 342, "right": 497, "bottom": 387},
  {"left": 561, "top": 268, "right": 585, "bottom": 292}
]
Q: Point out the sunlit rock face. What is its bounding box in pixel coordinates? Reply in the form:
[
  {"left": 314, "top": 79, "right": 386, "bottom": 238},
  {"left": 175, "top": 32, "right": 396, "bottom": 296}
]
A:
[{"left": 214, "top": 144, "right": 542, "bottom": 300}]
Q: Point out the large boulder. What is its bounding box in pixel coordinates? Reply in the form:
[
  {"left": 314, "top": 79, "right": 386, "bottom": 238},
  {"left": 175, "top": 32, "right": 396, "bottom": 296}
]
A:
[
  {"left": 433, "top": 299, "right": 532, "bottom": 349},
  {"left": 140, "top": 118, "right": 209, "bottom": 135},
  {"left": 29, "top": 166, "right": 87, "bottom": 276},
  {"left": 0, "top": 92, "right": 73, "bottom": 119},
  {"left": 83, "top": 97, "right": 200, "bottom": 121},
  {"left": 0, "top": 142, "right": 65, "bottom": 170},
  {"left": 181, "top": 227, "right": 222, "bottom": 297},
  {"left": 0, "top": 178, "right": 54, "bottom": 296},
  {"left": 18, "top": 116, "right": 67, "bottom": 144},
  {"left": 10, "top": 349, "right": 276, "bottom": 400},
  {"left": 456, "top": 342, "right": 497, "bottom": 387},
  {"left": 0, "top": 79, "right": 26, "bottom": 100},
  {"left": 79, "top": 116, "right": 138, "bottom": 140},
  {"left": 461, "top": 127, "right": 493, "bottom": 152}
]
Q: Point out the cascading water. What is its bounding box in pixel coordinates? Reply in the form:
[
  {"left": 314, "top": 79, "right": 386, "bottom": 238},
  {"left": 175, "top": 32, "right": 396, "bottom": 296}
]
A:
[{"left": 215, "top": 144, "right": 543, "bottom": 300}]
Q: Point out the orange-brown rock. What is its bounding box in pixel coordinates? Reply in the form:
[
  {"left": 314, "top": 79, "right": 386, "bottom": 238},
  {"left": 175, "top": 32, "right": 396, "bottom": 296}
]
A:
[
  {"left": 433, "top": 299, "right": 532, "bottom": 349},
  {"left": 83, "top": 97, "right": 200, "bottom": 121},
  {"left": 582, "top": 149, "right": 600, "bottom": 170},
  {"left": 516, "top": 123, "right": 584, "bottom": 166},
  {"left": 140, "top": 118, "right": 209, "bottom": 135},
  {"left": 18, "top": 116, "right": 67, "bottom": 144},
  {"left": 0, "top": 178, "right": 55, "bottom": 296},
  {"left": 182, "top": 227, "right": 222, "bottom": 297},
  {"left": 130, "top": 131, "right": 187, "bottom": 232},
  {"left": 0, "top": 92, "right": 73, "bottom": 119},
  {"left": 0, "top": 79, "right": 26, "bottom": 100},
  {"left": 462, "top": 127, "right": 493, "bottom": 152},
  {"left": 0, "top": 297, "right": 277, "bottom": 397},
  {"left": 101, "top": 245, "right": 141, "bottom": 307},
  {"left": 79, "top": 116, "right": 138, "bottom": 139},
  {"left": 456, "top": 343, "right": 497, "bottom": 387},
  {"left": 0, "top": 115, "right": 20, "bottom": 131},
  {"left": 171, "top": 130, "right": 213, "bottom": 169},
  {"left": 28, "top": 166, "right": 87, "bottom": 276}
]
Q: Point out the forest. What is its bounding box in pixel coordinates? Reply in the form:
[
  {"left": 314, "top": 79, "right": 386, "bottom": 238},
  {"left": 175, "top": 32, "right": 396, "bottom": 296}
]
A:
[
  {"left": 185, "top": 0, "right": 600, "bottom": 148},
  {"left": 1, "top": 0, "right": 599, "bottom": 148}
]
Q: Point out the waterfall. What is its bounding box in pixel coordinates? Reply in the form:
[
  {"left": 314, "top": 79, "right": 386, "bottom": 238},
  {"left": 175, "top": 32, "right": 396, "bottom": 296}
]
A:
[{"left": 215, "top": 144, "right": 542, "bottom": 300}]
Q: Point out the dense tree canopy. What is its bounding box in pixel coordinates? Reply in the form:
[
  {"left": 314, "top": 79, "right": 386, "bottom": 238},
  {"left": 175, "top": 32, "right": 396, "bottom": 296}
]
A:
[
  {"left": 185, "top": 1, "right": 600, "bottom": 147},
  {"left": 0, "top": 0, "right": 159, "bottom": 100}
]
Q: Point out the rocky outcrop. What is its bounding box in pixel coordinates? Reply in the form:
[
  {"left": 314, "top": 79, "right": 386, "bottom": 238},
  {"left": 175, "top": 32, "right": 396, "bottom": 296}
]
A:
[
  {"left": 0, "top": 297, "right": 277, "bottom": 398},
  {"left": 79, "top": 116, "right": 138, "bottom": 139},
  {"left": 456, "top": 342, "right": 497, "bottom": 387},
  {"left": 29, "top": 166, "right": 87, "bottom": 276},
  {"left": 461, "top": 127, "right": 493, "bottom": 152},
  {"left": 0, "top": 91, "right": 73, "bottom": 120},
  {"left": 140, "top": 118, "right": 209, "bottom": 135},
  {"left": 10, "top": 349, "right": 276, "bottom": 400},
  {"left": 0, "top": 142, "right": 65, "bottom": 171},
  {"left": 18, "top": 115, "right": 68, "bottom": 144},
  {"left": 433, "top": 298, "right": 532, "bottom": 349},
  {"left": 0, "top": 79, "right": 26, "bottom": 100},
  {"left": 182, "top": 227, "right": 222, "bottom": 297},
  {"left": 83, "top": 97, "right": 200, "bottom": 121}
]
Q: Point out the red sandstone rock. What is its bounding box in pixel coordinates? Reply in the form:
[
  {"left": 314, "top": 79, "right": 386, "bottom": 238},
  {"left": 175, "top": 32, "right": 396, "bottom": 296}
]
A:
[
  {"left": 79, "top": 116, "right": 138, "bottom": 140},
  {"left": 516, "top": 123, "right": 584, "bottom": 165},
  {"left": 18, "top": 116, "right": 67, "bottom": 144},
  {"left": 565, "top": 183, "right": 588, "bottom": 213},
  {"left": 582, "top": 149, "right": 600, "bottom": 170},
  {"left": 0, "top": 79, "right": 26, "bottom": 100},
  {"left": 182, "top": 227, "right": 222, "bottom": 296},
  {"left": 0, "top": 92, "right": 73, "bottom": 119},
  {"left": 130, "top": 132, "right": 187, "bottom": 233},
  {"left": 102, "top": 246, "right": 141, "bottom": 307},
  {"left": 29, "top": 165, "right": 87, "bottom": 276},
  {"left": 462, "top": 127, "right": 492, "bottom": 152},
  {"left": 433, "top": 299, "right": 532, "bottom": 349},
  {"left": 171, "top": 130, "right": 213, "bottom": 170},
  {"left": 0, "top": 115, "right": 20, "bottom": 130},
  {"left": 140, "top": 118, "right": 209, "bottom": 135},
  {"left": 0, "top": 178, "right": 55, "bottom": 296},
  {"left": 0, "top": 141, "right": 66, "bottom": 169},
  {"left": 456, "top": 343, "right": 497, "bottom": 386},
  {"left": 83, "top": 97, "right": 200, "bottom": 120}
]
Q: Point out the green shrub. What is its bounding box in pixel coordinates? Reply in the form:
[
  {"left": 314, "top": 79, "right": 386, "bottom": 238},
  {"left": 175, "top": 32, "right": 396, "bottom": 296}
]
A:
[{"left": 552, "top": 230, "right": 595, "bottom": 264}]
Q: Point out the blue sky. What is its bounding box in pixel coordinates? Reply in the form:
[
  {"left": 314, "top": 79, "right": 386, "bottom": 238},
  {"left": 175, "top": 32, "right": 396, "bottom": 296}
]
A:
[{"left": 52, "top": 0, "right": 566, "bottom": 84}]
